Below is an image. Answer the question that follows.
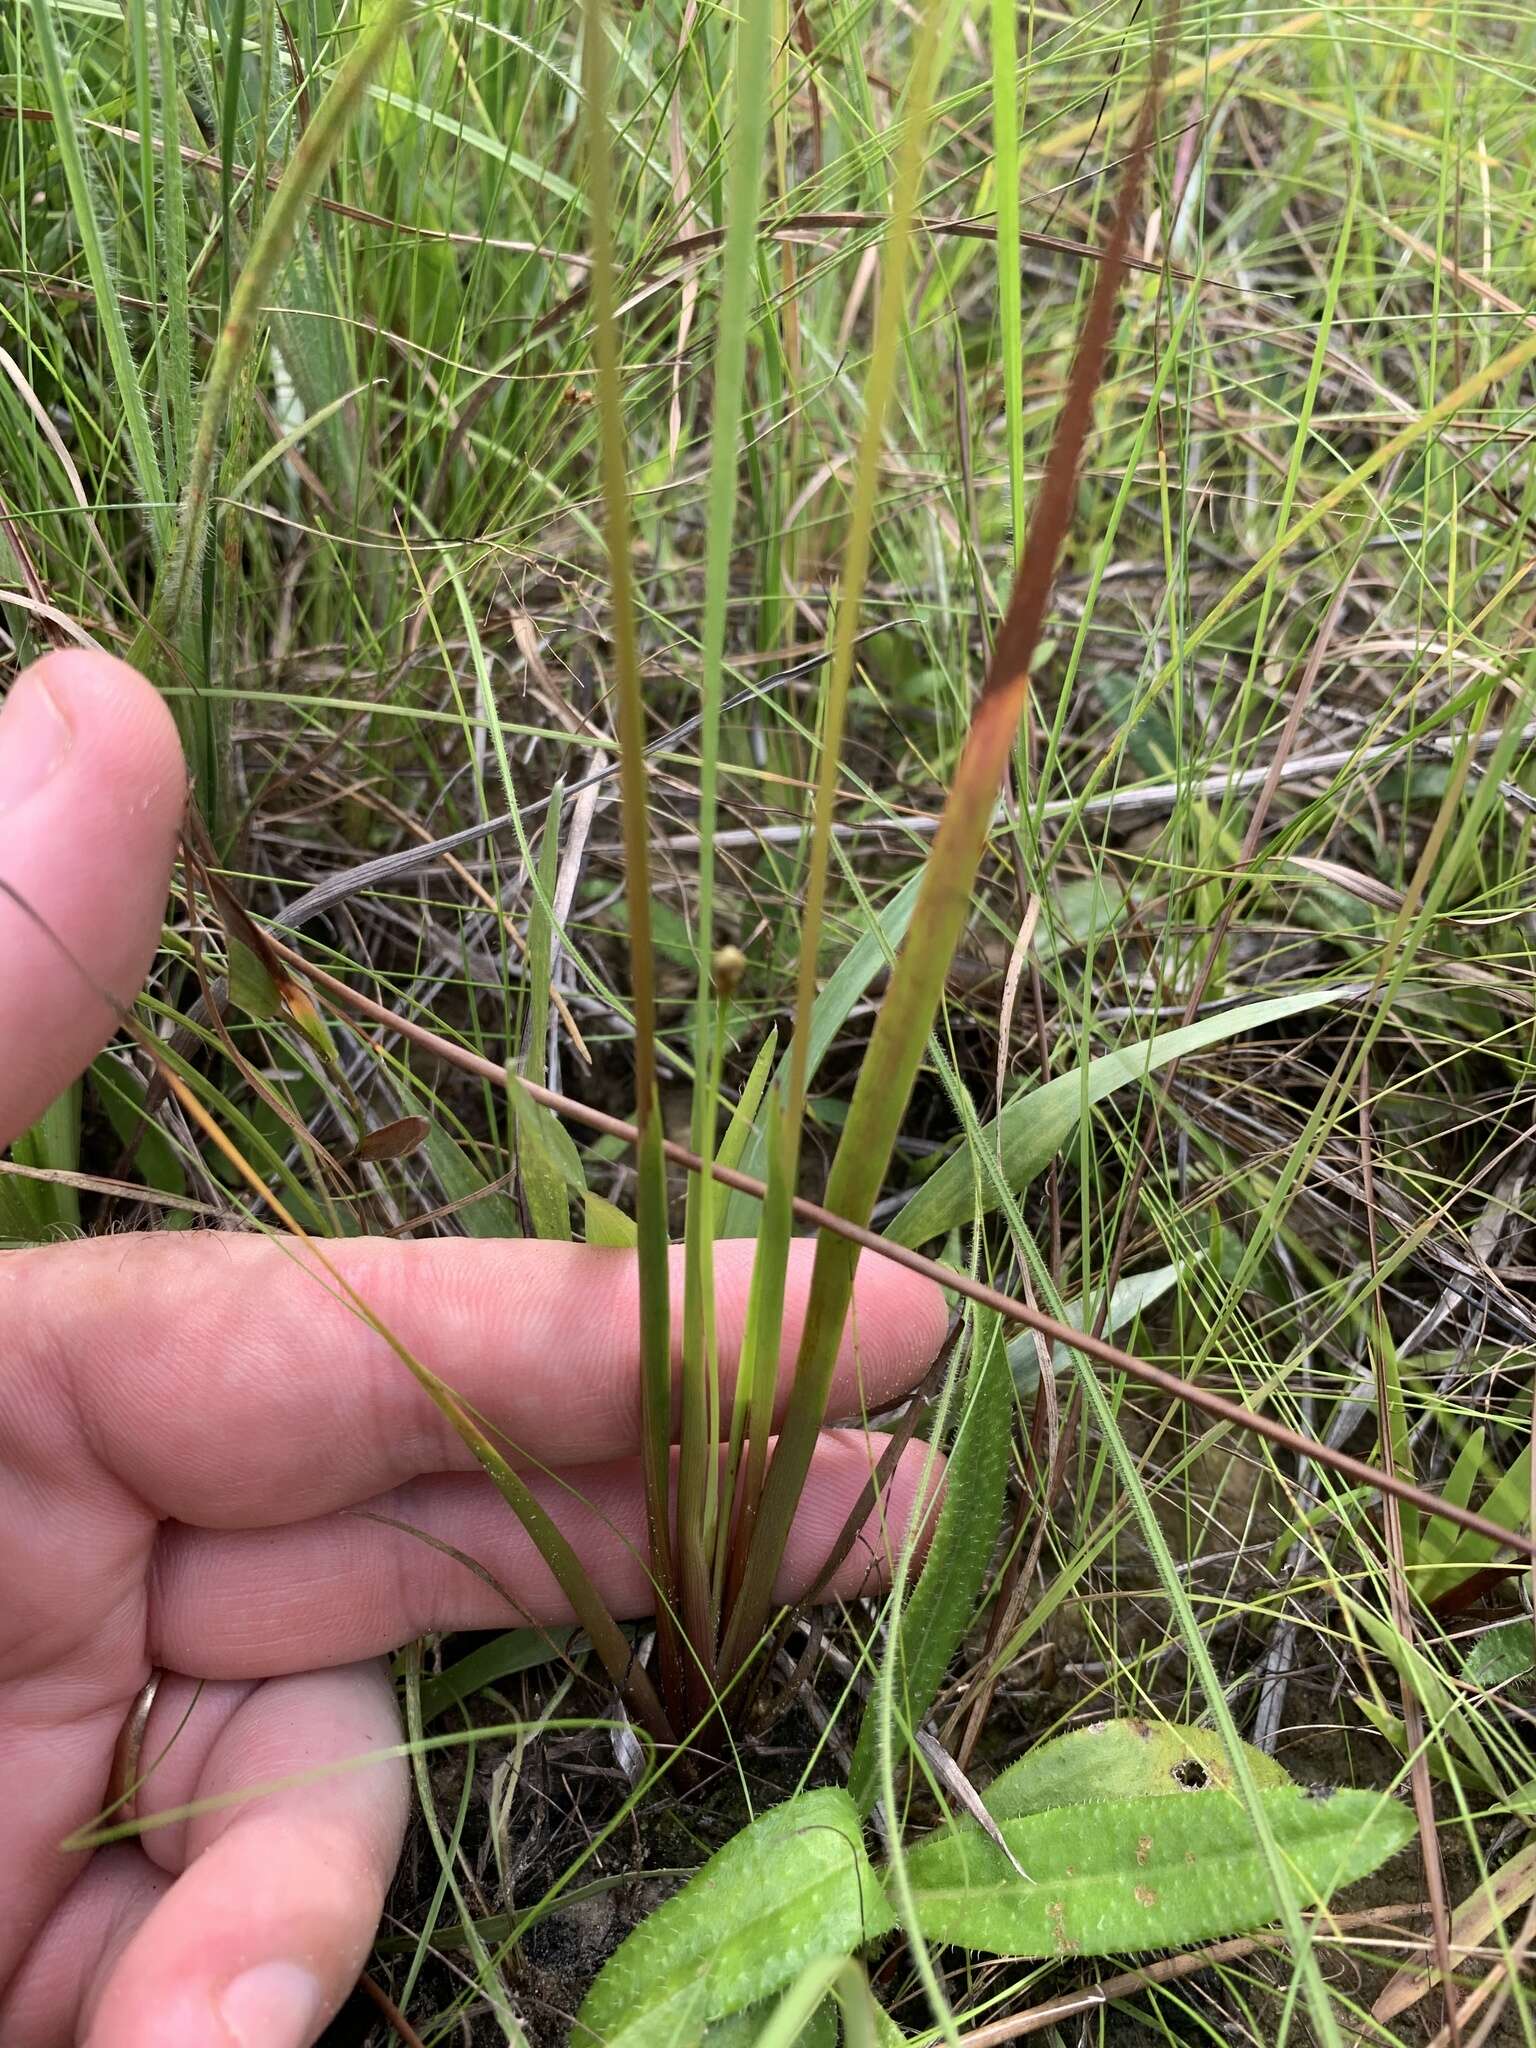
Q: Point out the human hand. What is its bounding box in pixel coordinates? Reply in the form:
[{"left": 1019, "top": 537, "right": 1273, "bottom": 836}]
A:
[{"left": 0, "top": 652, "right": 946, "bottom": 2047}]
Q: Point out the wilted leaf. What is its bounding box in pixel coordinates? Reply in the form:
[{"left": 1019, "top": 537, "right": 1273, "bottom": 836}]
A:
[
  {"left": 1373, "top": 1832, "right": 1536, "bottom": 2023},
  {"left": 901, "top": 1786, "right": 1414, "bottom": 1956},
  {"left": 353, "top": 1114, "right": 430, "bottom": 1164},
  {"left": 887, "top": 986, "right": 1353, "bottom": 1248},
  {"left": 983, "top": 1719, "right": 1291, "bottom": 1821},
  {"left": 576, "top": 1790, "right": 891, "bottom": 2044}
]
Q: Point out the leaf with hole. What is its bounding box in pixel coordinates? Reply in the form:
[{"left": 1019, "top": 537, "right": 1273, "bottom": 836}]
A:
[{"left": 983, "top": 1719, "right": 1292, "bottom": 1821}]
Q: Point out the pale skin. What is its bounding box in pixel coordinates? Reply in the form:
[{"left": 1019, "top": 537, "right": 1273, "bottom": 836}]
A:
[{"left": 0, "top": 651, "right": 947, "bottom": 2048}]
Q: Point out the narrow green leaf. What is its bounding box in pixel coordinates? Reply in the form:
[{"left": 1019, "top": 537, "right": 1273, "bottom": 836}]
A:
[
  {"left": 522, "top": 782, "right": 565, "bottom": 1087},
  {"left": 580, "top": 0, "right": 674, "bottom": 1675},
  {"left": 417, "top": 1627, "right": 580, "bottom": 1724},
  {"left": 730, "top": 67, "right": 1167, "bottom": 1665},
  {"left": 577, "top": 1789, "right": 892, "bottom": 2044},
  {"left": 90, "top": 1056, "right": 188, "bottom": 1203},
  {"left": 1350, "top": 1600, "right": 1504, "bottom": 1790},
  {"left": 721, "top": 876, "right": 921, "bottom": 1239},
  {"left": 228, "top": 935, "right": 282, "bottom": 1022},
  {"left": 368, "top": 86, "right": 583, "bottom": 205},
  {"left": 1008, "top": 1261, "right": 1186, "bottom": 1394},
  {"left": 1415, "top": 1441, "right": 1531, "bottom": 1601},
  {"left": 9, "top": 1080, "right": 81, "bottom": 1236},
  {"left": 902, "top": 1787, "right": 1415, "bottom": 1956},
  {"left": 716, "top": 1030, "right": 779, "bottom": 1204},
  {"left": 422, "top": 1122, "right": 520, "bottom": 1239},
  {"left": 722, "top": 1095, "right": 796, "bottom": 1604},
  {"left": 1421, "top": 1428, "right": 1486, "bottom": 1556},
  {"left": 704, "top": 1985, "right": 839, "bottom": 2048},
  {"left": 508, "top": 1075, "right": 573, "bottom": 1242},
  {"left": 887, "top": 986, "right": 1355, "bottom": 1249},
  {"left": 29, "top": 0, "right": 169, "bottom": 551},
  {"left": 849, "top": 1314, "right": 1009, "bottom": 1811},
  {"left": 130, "top": 0, "right": 413, "bottom": 680}
]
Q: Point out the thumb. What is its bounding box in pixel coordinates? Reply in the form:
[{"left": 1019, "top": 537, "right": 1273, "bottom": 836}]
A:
[{"left": 0, "top": 651, "right": 185, "bottom": 1146}]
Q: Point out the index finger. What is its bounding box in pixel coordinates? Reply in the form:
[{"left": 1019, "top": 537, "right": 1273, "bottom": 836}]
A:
[{"left": 18, "top": 1232, "right": 945, "bottom": 1525}]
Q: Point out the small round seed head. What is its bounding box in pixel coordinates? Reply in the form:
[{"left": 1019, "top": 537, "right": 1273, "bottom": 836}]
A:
[{"left": 711, "top": 944, "right": 747, "bottom": 999}]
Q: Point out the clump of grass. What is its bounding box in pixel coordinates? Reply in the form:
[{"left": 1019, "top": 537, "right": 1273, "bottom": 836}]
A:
[{"left": 7, "top": 0, "right": 1536, "bottom": 2041}]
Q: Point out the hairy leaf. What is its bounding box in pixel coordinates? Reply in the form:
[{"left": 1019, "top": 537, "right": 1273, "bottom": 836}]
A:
[
  {"left": 983, "top": 1718, "right": 1291, "bottom": 1821},
  {"left": 1462, "top": 1618, "right": 1536, "bottom": 1696},
  {"left": 902, "top": 1787, "right": 1414, "bottom": 1956},
  {"left": 576, "top": 1790, "right": 891, "bottom": 2043},
  {"left": 849, "top": 1315, "right": 1009, "bottom": 1811}
]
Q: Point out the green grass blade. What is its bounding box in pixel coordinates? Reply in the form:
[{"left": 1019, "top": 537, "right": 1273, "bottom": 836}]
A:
[
  {"left": 727, "top": 52, "right": 1163, "bottom": 1670},
  {"left": 29, "top": 0, "right": 169, "bottom": 553},
  {"left": 675, "top": 0, "right": 774, "bottom": 1696},
  {"left": 580, "top": 0, "right": 677, "bottom": 1695},
  {"left": 128, "top": 0, "right": 412, "bottom": 722},
  {"left": 778, "top": 5, "right": 947, "bottom": 1143}
]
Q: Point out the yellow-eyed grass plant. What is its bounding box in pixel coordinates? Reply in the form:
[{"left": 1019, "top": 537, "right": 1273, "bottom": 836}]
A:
[{"left": 578, "top": 0, "right": 1172, "bottom": 1725}]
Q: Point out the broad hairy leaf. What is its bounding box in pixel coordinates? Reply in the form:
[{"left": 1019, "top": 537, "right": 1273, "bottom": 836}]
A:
[
  {"left": 983, "top": 1719, "right": 1291, "bottom": 1821},
  {"left": 575, "top": 1789, "right": 892, "bottom": 2044},
  {"left": 901, "top": 1786, "right": 1414, "bottom": 1956},
  {"left": 1462, "top": 1617, "right": 1535, "bottom": 1696},
  {"left": 849, "top": 1313, "right": 1010, "bottom": 1812},
  {"left": 887, "top": 985, "right": 1354, "bottom": 1249}
]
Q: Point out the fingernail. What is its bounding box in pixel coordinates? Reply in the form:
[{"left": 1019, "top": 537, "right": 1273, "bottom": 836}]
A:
[
  {"left": 0, "top": 674, "right": 73, "bottom": 813},
  {"left": 219, "top": 1962, "right": 326, "bottom": 2048}
]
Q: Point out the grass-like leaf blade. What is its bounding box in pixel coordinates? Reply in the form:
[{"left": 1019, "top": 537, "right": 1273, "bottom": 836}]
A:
[{"left": 887, "top": 985, "right": 1356, "bottom": 1248}]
